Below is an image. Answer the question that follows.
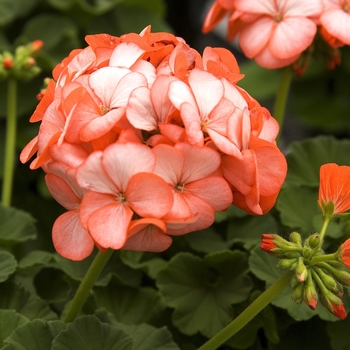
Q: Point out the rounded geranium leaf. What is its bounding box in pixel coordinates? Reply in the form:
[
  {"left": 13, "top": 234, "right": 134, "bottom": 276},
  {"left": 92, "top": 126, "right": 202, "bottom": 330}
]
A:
[
  {"left": 0, "top": 251, "right": 17, "bottom": 282},
  {"left": 0, "top": 281, "right": 58, "bottom": 321},
  {"left": 276, "top": 186, "right": 319, "bottom": 233},
  {"left": 115, "top": 323, "right": 180, "bottom": 350},
  {"left": 94, "top": 285, "right": 166, "bottom": 325},
  {"left": 0, "top": 310, "right": 28, "bottom": 348},
  {"left": 0, "top": 205, "right": 37, "bottom": 245},
  {"left": 51, "top": 315, "right": 133, "bottom": 350},
  {"left": 156, "top": 251, "right": 253, "bottom": 337},
  {"left": 2, "top": 319, "right": 54, "bottom": 350},
  {"left": 286, "top": 136, "right": 350, "bottom": 187}
]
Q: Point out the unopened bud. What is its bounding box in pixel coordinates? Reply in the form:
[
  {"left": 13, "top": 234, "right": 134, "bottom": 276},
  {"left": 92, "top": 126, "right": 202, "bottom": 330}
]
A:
[
  {"left": 315, "top": 267, "right": 338, "bottom": 293},
  {"left": 291, "top": 282, "right": 304, "bottom": 304},
  {"left": 320, "top": 293, "right": 347, "bottom": 320},
  {"left": 295, "top": 257, "right": 308, "bottom": 282},
  {"left": 277, "top": 258, "right": 297, "bottom": 270},
  {"left": 289, "top": 232, "right": 302, "bottom": 246},
  {"left": 303, "top": 274, "right": 318, "bottom": 310},
  {"left": 3, "top": 57, "right": 13, "bottom": 69},
  {"left": 320, "top": 262, "right": 350, "bottom": 285},
  {"left": 307, "top": 233, "right": 321, "bottom": 249}
]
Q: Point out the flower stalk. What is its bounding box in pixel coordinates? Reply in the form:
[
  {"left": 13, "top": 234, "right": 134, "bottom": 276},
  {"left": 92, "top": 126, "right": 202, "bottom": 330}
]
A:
[
  {"left": 198, "top": 271, "right": 292, "bottom": 350},
  {"left": 273, "top": 66, "right": 293, "bottom": 144},
  {"left": 2, "top": 78, "right": 17, "bottom": 207},
  {"left": 63, "top": 249, "right": 114, "bottom": 323}
]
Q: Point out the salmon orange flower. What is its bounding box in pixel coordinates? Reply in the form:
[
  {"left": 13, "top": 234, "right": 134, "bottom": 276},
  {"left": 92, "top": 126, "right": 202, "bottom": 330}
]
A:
[{"left": 318, "top": 163, "right": 350, "bottom": 217}]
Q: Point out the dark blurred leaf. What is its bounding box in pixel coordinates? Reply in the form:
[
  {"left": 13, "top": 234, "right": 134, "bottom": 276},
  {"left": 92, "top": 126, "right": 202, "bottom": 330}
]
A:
[
  {"left": 276, "top": 187, "right": 319, "bottom": 234},
  {"left": 0, "top": 251, "right": 17, "bottom": 282},
  {"left": 156, "top": 251, "right": 253, "bottom": 337},
  {"left": 185, "top": 227, "right": 228, "bottom": 253},
  {"left": 94, "top": 285, "right": 166, "bottom": 325},
  {"left": 52, "top": 315, "right": 133, "bottom": 350},
  {"left": 227, "top": 213, "right": 278, "bottom": 250},
  {"left": 0, "top": 0, "right": 39, "bottom": 26},
  {"left": 0, "top": 310, "right": 28, "bottom": 348},
  {"left": 2, "top": 319, "right": 54, "bottom": 350},
  {"left": 286, "top": 136, "right": 350, "bottom": 187},
  {"left": 0, "top": 204, "right": 37, "bottom": 245},
  {"left": 0, "top": 280, "right": 58, "bottom": 320}
]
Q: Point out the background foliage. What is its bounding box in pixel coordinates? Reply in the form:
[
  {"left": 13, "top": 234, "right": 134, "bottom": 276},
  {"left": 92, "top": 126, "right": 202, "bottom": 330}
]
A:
[{"left": 1, "top": 0, "right": 350, "bottom": 349}]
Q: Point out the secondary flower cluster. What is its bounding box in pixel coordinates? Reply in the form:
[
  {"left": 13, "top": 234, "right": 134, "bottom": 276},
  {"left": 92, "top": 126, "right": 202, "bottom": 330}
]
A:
[
  {"left": 261, "top": 163, "right": 350, "bottom": 319},
  {"left": 203, "top": 0, "right": 350, "bottom": 71},
  {"left": 21, "top": 27, "right": 287, "bottom": 260}
]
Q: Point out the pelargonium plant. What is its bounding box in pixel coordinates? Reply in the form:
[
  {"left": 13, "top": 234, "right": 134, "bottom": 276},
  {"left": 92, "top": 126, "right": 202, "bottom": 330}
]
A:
[{"left": 1, "top": 1, "right": 350, "bottom": 349}]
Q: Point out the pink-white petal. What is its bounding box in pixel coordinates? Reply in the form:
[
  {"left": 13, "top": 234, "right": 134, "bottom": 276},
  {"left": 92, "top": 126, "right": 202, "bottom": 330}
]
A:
[
  {"left": 186, "top": 176, "right": 233, "bottom": 211},
  {"left": 176, "top": 143, "right": 221, "bottom": 183},
  {"left": 269, "top": 17, "right": 317, "bottom": 59},
  {"left": 52, "top": 210, "right": 94, "bottom": 261},
  {"left": 188, "top": 69, "right": 224, "bottom": 120},
  {"left": 239, "top": 17, "right": 275, "bottom": 58},
  {"left": 321, "top": 9, "right": 350, "bottom": 45},
  {"left": 153, "top": 144, "right": 184, "bottom": 186},
  {"left": 126, "top": 173, "right": 173, "bottom": 218},
  {"left": 102, "top": 142, "right": 155, "bottom": 193},
  {"left": 76, "top": 151, "right": 119, "bottom": 194},
  {"left": 109, "top": 42, "right": 145, "bottom": 67},
  {"left": 168, "top": 79, "right": 198, "bottom": 111},
  {"left": 126, "top": 86, "right": 158, "bottom": 130},
  {"left": 88, "top": 202, "right": 133, "bottom": 249}
]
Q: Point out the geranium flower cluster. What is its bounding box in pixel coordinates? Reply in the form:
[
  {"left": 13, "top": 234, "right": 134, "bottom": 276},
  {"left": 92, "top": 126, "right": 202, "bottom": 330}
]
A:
[
  {"left": 203, "top": 0, "right": 350, "bottom": 71},
  {"left": 20, "top": 27, "right": 287, "bottom": 260}
]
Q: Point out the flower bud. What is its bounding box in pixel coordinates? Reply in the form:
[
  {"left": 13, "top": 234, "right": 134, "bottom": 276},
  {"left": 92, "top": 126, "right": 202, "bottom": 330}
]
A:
[
  {"left": 314, "top": 267, "right": 338, "bottom": 293},
  {"left": 3, "top": 57, "right": 13, "bottom": 69},
  {"left": 307, "top": 233, "right": 320, "bottom": 249},
  {"left": 295, "top": 257, "right": 308, "bottom": 282},
  {"left": 320, "top": 262, "right": 350, "bottom": 285},
  {"left": 291, "top": 282, "right": 304, "bottom": 304},
  {"left": 277, "top": 258, "right": 297, "bottom": 270},
  {"left": 289, "top": 232, "right": 302, "bottom": 246},
  {"left": 303, "top": 274, "right": 318, "bottom": 310},
  {"left": 320, "top": 293, "right": 347, "bottom": 320}
]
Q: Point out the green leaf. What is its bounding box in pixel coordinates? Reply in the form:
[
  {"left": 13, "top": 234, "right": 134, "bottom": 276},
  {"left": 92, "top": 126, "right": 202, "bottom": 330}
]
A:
[
  {"left": 0, "top": 205, "right": 37, "bottom": 245},
  {"left": 276, "top": 186, "right": 319, "bottom": 233},
  {"left": 119, "top": 251, "right": 167, "bottom": 279},
  {"left": 0, "top": 310, "right": 29, "bottom": 348},
  {"left": 185, "top": 228, "right": 228, "bottom": 254},
  {"left": 55, "top": 250, "right": 142, "bottom": 287},
  {"left": 18, "top": 250, "right": 56, "bottom": 270},
  {"left": 47, "top": 0, "right": 75, "bottom": 10},
  {"left": 51, "top": 315, "right": 133, "bottom": 350},
  {"left": 120, "top": 0, "right": 166, "bottom": 17},
  {"left": 115, "top": 323, "right": 180, "bottom": 350},
  {"left": 0, "top": 281, "right": 58, "bottom": 320},
  {"left": 0, "top": 251, "right": 17, "bottom": 282},
  {"left": 227, "top": 213, "right": 278, "bottom": 250},
  {"left": 215, "top": 205, "right": 248, "bottom": 222},
  {"left": 286, "top": 136, "right": 350, "bottom": 187},
  {"left": 2, "top": 319, "right": 54, "bottom": 350},
  {"left": 156, "top": 251, "right": 253, "bottom": 337},
  {"left": 94, "top": 285, "right": 166, "bottom": 325},
  {"left": 0, "top": 0, "right": 39, "bottom": 26},
  {"left": 76, "top": 0, "right": 126, "bottom": 15}
]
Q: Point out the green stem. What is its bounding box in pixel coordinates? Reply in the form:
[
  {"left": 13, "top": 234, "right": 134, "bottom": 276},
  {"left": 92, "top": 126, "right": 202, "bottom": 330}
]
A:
[
  {"left": 198, "top": 271, "right": 292, "bottom": 350},
  {"left": 273, "top": 66, "right": 293, "bottom": 144},
  {"left": 318, "top": 215, "right": 332, "bottom": 249},
  {"left": 2, "top": 78, "right": 17, "bottom": 207},
  {"left": 63, "top": 249, "right": 114, "bottom": 323}
]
